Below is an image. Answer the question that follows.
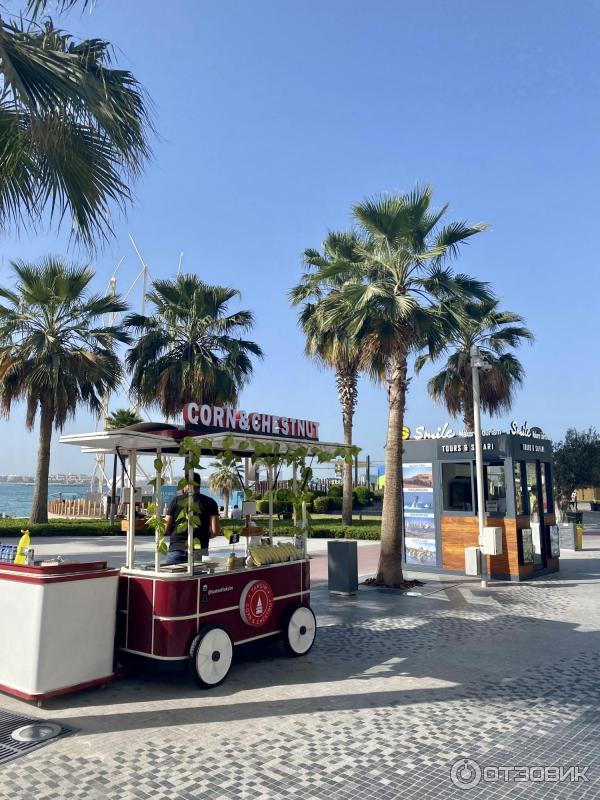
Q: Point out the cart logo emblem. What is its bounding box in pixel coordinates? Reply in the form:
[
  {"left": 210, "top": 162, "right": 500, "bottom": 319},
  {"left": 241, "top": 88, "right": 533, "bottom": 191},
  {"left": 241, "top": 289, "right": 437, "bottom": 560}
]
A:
[{"left": 240, "top": 579, "right": 274, "bottom": 627}]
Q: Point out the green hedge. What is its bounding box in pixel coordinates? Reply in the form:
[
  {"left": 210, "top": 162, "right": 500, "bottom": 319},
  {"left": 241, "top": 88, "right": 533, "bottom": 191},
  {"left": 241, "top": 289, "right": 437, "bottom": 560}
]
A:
[
  {"left": 0, "top": 515, "right": 382, "bottom": 541},
  {"left": 0, "top": 518, "right": 120, "bottom": 537},
  {"left": 313, "top": 496, "right": 331, "bottom": 513},
  {"left": 309, "top": 527, "right": 380, "bottom": 541},
  {"left": 256, "top": 500, "right": 293, "bottom": 515},
  {"left": 327, "top": 484, "right": 343, "bottom": 498}
]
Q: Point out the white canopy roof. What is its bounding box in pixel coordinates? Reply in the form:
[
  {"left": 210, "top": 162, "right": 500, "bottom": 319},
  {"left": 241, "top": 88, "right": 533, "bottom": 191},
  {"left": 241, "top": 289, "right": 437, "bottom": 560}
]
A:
[{"left": 59, "top": 425, "right": 345, "bottom": 457}]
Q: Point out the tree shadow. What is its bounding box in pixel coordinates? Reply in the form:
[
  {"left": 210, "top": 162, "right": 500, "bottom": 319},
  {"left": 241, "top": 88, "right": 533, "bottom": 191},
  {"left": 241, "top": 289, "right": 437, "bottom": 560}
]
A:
[{"left": 34, "top": 597, "right": 600, "bottom": 738}]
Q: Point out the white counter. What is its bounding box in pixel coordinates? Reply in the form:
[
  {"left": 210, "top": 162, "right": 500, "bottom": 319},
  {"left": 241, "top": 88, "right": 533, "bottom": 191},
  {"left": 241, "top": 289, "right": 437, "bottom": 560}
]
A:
[{"left": 0, "top": 560, "right": 119, "bottom": 702}]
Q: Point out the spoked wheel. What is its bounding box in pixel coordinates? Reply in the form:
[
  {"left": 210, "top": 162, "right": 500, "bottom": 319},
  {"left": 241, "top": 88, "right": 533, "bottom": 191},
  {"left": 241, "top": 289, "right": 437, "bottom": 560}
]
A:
[
  {"left": 283, "top": 604, "right": 317, "bottom": 656},
  {"left": 189, "top": 624, "right": 233, "bottom": 688}
]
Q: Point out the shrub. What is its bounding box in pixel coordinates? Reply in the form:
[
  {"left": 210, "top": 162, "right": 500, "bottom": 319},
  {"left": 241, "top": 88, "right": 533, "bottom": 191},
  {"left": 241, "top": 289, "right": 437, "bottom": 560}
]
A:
[
  {"left": 327, "top": 484, "right": 343, "bottom": 498},
  {"left": 307, "top": 525, "right": 381, "bottom": 541},
  {"left": 256, "top": 500, "right": 292, "bottom": 516},
  {"left": 313, "top": 497, "right": 331, "bottom": 513},
  {"left": 303, "top": 490, "right": 324, "bottom": 510},
  {"left": 308, "top": 527, "right": 334, "bottom": 538},
  {"left": 354, "top": 486, "right": 375, "bottom": 507},
  {"left": 329, "top": 497, "right": 343, "bottom": 511},
  {"left": 346, "top": 528, "right": 380, "bottom": 540},
  {"left": 275, "top": 488, "right": 293, "bottom": 501}
]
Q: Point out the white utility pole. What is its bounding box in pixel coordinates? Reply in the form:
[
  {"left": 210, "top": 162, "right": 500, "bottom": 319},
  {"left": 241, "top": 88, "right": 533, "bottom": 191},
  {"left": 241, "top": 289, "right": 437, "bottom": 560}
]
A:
[{"left": 470, "top": 345, "right": 488, "bottom": 588}]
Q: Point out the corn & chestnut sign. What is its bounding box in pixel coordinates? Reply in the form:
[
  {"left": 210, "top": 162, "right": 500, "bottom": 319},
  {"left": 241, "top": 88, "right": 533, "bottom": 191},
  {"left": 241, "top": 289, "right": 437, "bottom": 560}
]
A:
[{"left": 182, "top": 403, "right": 319, "bottom": 441}]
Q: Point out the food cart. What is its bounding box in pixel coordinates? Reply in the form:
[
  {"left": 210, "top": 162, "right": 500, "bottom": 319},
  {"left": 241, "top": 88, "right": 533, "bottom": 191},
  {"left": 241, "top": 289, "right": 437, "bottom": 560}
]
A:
[{"left": 51, "top": 407, "right": 347, "bottom": 690}]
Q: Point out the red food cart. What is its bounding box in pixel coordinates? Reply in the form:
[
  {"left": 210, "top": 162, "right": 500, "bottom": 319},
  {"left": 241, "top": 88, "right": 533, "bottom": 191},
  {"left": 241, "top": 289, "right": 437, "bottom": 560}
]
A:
[{"left": 59, "top": 408, "right": 346, "bottom": 688}]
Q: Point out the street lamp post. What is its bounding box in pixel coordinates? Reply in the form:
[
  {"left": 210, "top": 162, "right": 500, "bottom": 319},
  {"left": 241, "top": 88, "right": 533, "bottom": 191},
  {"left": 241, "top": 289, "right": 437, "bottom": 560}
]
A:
[{"left": 470, "top": 345, "right": 490, "bottom": 588}]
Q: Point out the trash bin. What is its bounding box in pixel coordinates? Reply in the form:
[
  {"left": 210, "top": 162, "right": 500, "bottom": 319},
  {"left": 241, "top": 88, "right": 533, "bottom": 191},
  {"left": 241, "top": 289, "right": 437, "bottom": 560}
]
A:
[{"left": 327, "top": 540, "right": 358, "bottom": 595}]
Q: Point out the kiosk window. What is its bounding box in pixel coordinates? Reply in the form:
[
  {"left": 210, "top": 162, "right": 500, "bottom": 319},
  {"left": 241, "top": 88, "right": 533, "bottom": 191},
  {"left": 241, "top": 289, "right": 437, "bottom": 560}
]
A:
[
  {"left": 514, "top": 461, "right": 527, "bottom": 515},
  {"left": 442, "top": 462, "right": 473, "bottom": 511},
  {"left": 541, "top": 462, "right": 553, "bottom": 514},
  {"left": 526, "top": 462, "right": 539, "bottom": 521},
  {"left": 484, "top": 464, "right": 506, "bottom": 514}
]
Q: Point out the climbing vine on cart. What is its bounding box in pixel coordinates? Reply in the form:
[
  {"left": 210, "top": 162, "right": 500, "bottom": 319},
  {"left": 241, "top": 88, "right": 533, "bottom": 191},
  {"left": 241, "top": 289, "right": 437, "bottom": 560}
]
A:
[{"left": 146, "top": 436, "right": 359, "bottom": 553}]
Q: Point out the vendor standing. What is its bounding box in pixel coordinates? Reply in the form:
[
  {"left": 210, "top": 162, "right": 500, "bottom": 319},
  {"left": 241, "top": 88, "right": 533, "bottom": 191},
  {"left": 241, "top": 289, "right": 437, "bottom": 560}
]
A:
[{"left": 164, "top": 473, "right": 220, "bottom": 564}]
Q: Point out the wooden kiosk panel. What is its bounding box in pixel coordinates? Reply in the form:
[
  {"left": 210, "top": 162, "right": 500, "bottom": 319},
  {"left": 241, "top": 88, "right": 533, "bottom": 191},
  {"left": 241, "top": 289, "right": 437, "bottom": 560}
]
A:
[
  {"left": 441, "top": 515, "right": 522, "bottom": 578},
  {"left": 441, "top": 516, "right": 479, "bottom": 571}
]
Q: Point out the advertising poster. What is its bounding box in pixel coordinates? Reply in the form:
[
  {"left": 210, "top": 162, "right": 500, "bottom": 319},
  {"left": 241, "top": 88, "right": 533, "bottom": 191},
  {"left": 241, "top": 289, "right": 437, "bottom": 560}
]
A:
[
  {"left": 549, "top": 525, "right": 560, "bottom": 559},
  {"left": 404, "top": 537, "right": 437, "bottom": 565},
  {"left": 403, "top": 463, "right": 437, "bottom": 565},
  {"left": 521, "top": 528, "right": 534, "bottom": 564}
]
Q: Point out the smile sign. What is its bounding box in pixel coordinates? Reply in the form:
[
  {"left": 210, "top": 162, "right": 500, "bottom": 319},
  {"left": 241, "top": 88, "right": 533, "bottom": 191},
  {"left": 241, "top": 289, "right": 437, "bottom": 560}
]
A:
[{"left": 182, "top": 403, "right": 319, "bottom": 441}]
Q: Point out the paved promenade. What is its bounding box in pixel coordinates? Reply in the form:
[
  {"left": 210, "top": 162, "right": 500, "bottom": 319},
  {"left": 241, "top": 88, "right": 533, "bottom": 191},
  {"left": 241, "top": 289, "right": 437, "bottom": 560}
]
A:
[{"left": 1, "top": 535, "right": 599, "bottom": 799}]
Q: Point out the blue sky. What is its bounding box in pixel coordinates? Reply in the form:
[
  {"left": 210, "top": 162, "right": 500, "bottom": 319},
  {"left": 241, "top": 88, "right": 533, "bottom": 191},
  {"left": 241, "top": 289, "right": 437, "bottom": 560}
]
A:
[{"left": 1, "top": 0, "right": 599, "bottom": 475}]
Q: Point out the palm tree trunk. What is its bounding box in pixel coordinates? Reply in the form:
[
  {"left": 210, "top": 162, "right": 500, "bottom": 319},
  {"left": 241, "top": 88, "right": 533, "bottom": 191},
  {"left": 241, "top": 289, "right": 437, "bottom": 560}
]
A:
[
  {"left": 342, "top": 417, "right": 353, "bottom": 526},
  {"left": 336, "top": 365, "right": 358, "bottom": 527},
  {"left": 376, "top": 355, "right": 408, "bottom": 586},
  {"left": 30, "top": 401, "right": 54, "bottom": 524},
  {"left": 462, "top": 384, "right": 475, "bottom": 432},
  {"left": 224, "top": 489, "right": 230, "bottom": 519}
]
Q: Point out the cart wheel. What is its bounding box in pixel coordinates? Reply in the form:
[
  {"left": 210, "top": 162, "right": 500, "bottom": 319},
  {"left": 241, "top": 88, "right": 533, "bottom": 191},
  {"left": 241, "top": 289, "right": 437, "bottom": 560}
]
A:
[
  {"left": 189, "top": 625, "right": 233, "bottom": 688},
  {"left": 283, "top": 604, "right": 317, "bottom": 656}
]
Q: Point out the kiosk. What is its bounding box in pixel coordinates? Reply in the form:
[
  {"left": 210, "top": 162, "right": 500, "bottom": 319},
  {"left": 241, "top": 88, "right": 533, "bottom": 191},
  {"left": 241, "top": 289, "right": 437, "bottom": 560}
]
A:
[{"left": 397, "top": 422, "right": 559, "bottom": 581}]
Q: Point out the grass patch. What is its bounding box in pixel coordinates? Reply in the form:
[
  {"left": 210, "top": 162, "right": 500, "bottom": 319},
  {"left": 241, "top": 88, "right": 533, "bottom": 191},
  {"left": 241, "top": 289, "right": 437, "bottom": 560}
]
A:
[{"left": 222, "top": 516, "right": 381, "bottom": 541}]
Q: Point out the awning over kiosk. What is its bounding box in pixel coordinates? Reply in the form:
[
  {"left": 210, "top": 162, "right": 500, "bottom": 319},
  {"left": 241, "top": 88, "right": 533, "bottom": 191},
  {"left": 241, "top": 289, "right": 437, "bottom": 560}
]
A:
[{"left": 60, "top": 423, "right": 344, "bottom": 457}]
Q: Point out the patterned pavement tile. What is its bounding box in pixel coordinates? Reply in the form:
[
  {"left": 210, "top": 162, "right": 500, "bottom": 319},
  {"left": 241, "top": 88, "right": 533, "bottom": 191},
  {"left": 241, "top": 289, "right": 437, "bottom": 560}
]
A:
[{"left": 0, "top": 543, "right": 600, "bottom": 799}]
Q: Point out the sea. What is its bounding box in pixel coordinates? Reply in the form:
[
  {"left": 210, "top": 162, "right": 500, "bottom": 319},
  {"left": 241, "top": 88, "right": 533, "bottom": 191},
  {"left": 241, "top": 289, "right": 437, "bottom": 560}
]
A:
[{"left": 0, "top": 483, "right": 244, "bottom": 518}]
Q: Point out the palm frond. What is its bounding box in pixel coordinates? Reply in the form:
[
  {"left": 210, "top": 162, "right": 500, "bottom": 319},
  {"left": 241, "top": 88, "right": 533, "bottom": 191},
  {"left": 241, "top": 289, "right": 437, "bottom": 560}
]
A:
[
  {"left": 0, "top": 19, "right": 152, "bottom": 248},
  {"left": 26, "top": 0, "right": 96, "bottom": 18}
]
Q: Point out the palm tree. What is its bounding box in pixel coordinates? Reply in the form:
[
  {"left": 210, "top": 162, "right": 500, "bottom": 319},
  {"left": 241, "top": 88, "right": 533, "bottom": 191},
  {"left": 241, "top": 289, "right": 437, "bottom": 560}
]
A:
[
  {"left": 209, "top": 462, "right": 242, "bottom": 519},
  {"left": 125, "top": 276, "right": 263, "bottom": 418},
  {"left": 106, "top": 407, "right": 143, "bottom": 517},
  {"left": 106, "top": 408, "right": 142, "bottom": 430},
  {"left": 416, "top": 298, "right": 533, "bottom": 431},
  {"left": 0, "top": 11, "right": 151, "bottom": 248},
  {"left": 311, "top": 187, "right": 489, "bottom": 586},
  {"left": 0, "top": 258, "right": 129, "bottom": 522},
  {"left": 291, "top": 232, "right": 380, "bottom": 526}
]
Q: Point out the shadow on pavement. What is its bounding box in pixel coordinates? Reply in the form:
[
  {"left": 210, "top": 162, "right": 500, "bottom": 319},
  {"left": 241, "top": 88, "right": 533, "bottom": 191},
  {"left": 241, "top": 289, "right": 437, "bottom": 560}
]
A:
[{"left": 37, "top": 605, "right": 600, "bottom": 737}]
